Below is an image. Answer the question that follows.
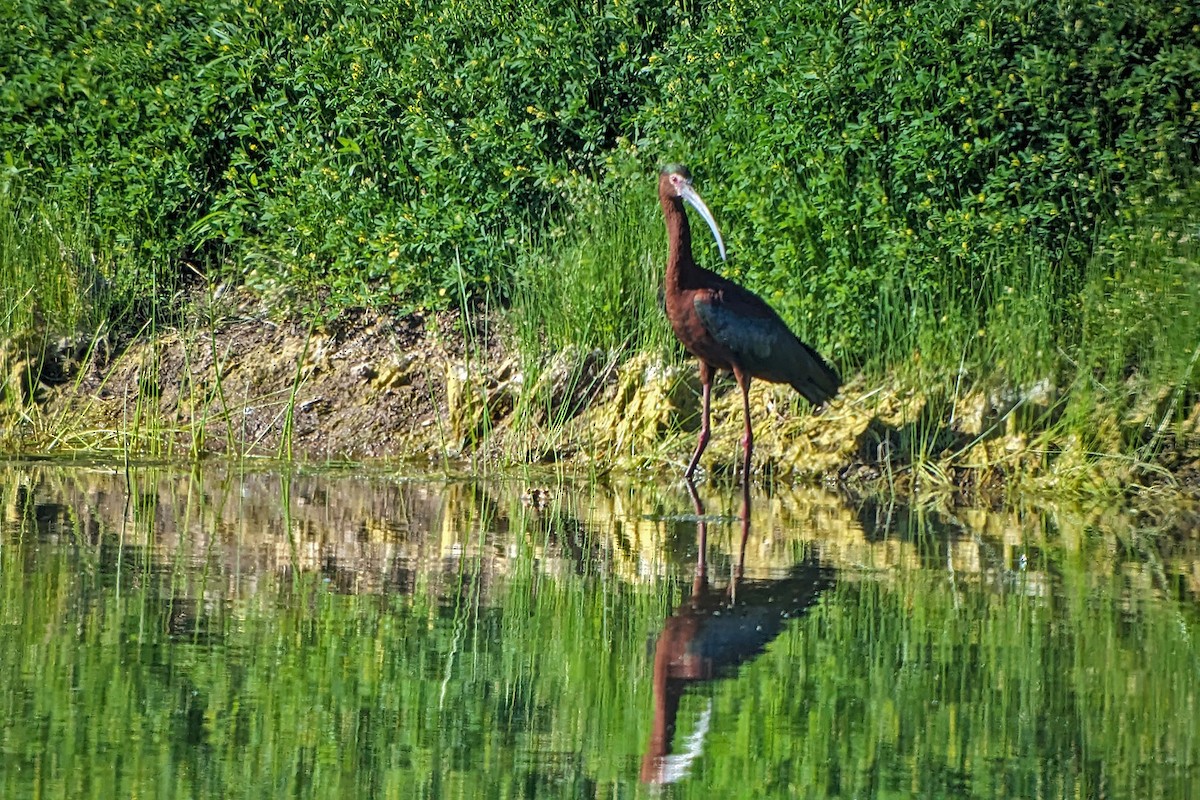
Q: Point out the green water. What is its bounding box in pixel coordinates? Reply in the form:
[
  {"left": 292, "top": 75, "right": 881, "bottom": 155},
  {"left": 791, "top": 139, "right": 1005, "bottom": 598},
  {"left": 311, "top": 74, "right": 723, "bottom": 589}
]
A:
[{"left": 0, "top": 462, "right": 1196, "bottom": 799}]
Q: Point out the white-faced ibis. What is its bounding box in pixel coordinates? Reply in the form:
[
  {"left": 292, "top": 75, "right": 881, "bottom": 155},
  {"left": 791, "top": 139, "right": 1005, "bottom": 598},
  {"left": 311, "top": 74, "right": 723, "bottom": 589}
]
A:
[{"left": 658, "top": 164, "right": 841, "bottom": 480}]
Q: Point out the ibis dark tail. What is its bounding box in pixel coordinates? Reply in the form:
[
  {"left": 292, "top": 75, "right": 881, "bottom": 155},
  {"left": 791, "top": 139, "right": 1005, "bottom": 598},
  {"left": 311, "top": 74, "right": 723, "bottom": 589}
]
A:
[{"left": 788, "top": 338, "right": 841, "bottom": 406}]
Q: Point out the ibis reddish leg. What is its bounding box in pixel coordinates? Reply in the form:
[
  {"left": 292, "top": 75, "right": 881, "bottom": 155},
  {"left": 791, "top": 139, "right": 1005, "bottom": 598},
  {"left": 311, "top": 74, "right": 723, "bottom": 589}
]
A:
[
  {"left": 733, "top": 366, "right": 754, "bottom": 483},
  {"left": 684, "top": 360, "right": 714, "bottom": 480}
]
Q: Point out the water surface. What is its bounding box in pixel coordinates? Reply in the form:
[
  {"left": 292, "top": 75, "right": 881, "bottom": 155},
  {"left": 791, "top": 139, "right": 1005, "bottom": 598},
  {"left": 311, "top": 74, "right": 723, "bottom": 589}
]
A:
[{"left": 1, "top": 461, "right": 1197, "bottom": 798}]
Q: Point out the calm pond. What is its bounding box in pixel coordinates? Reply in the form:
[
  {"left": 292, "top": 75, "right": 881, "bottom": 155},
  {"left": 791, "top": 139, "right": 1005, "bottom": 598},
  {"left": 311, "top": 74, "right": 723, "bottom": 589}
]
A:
[{"left": 1, "top": 460, "right": 1197, "bottom": 798}]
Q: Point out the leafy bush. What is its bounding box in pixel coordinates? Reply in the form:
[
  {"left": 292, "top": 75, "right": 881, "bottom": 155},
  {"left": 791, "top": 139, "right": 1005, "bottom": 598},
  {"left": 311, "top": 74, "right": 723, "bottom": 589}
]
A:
[
  {"left": 640, "top": 0, "right": 1200, "bottom": 357},
  {"left": 0, "top": 0, "right": 679, "bottom": 314},
  {"left": 1, "top": 0, "right": 1196, "bottom": 363}
]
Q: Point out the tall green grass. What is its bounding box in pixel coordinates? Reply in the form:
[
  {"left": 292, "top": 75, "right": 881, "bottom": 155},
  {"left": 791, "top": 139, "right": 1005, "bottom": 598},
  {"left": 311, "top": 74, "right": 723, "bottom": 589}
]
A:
[
  {"left": 507, "top": 172, "right": 1199, "bottom": 477},
  {"left": 0, "top": 190, "right": 114, "bottom": 432},
  {"left": 865, "top": 240, "right": 1061, "bottom": 387},
  {"left": 505, "top": 171, "right": 1111, "bottom": 392},
  {"left": 503, "top": 178, "right": 680, "bottom": 440},
  {"left": 0, "top": 191, "right": 105, "bottom": 351},
  {"left": 1066, "top": 205, "right": 1200, "bottom": 459},
  {"left": 869, "top": 190, "right": 1200, "bottom": 404},
  {"left": 508, "top": 179, "right": 675, "bottom": 363},
  {"left": 0, "top": 190, "right": 283, "bottom": 461}
]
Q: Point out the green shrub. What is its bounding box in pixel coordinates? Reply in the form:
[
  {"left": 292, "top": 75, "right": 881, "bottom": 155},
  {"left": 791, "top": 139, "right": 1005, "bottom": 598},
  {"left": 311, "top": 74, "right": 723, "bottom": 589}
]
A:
[
  {"left": 639, "top": 0, "right": 1199, "bottom": 359},
  {"left": 1074, "top": 193, "right": 1200, "bottom": 421},
  {"left": 1, "top": 0, "right": 1196, "bottom": 367},
  {"left": 0, "top": 0, "right": 682, "bottom": 316}
]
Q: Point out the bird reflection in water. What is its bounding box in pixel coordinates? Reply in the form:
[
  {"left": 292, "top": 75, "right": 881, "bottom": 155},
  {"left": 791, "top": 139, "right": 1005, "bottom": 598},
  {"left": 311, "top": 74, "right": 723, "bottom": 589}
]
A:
[{"left": 640, "top": 480, "right": 832, "bottom": 785}]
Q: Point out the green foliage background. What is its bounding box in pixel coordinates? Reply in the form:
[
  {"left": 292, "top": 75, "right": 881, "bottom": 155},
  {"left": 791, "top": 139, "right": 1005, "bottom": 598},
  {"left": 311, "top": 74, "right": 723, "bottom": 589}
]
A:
[{"left": 1, "top": 0, "right": 1198, "bottom": 356}]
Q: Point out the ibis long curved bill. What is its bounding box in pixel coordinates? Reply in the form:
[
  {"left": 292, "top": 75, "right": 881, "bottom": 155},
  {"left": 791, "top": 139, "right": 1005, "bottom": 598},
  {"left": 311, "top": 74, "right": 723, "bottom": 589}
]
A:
[{"left": 677, "top": 183, "right": 727, "bottom": 262}]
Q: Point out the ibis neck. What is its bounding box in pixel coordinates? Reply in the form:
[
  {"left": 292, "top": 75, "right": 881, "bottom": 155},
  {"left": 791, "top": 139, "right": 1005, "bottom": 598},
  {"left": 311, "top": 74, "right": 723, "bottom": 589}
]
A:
[{"left": 662, "top": 195, "right": 697, "bottom": 289}]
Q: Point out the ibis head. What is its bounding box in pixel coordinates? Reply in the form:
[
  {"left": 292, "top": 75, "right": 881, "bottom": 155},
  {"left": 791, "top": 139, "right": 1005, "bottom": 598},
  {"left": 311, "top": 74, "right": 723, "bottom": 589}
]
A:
[{"left": 659, "top": 164, "right": 726, "bottom": 261}]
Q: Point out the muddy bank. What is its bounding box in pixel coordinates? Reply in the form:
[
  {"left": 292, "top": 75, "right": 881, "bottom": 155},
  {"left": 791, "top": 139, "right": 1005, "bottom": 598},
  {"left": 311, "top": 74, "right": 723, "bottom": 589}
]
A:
[{"left": 2, "top": 298, "right": 1198, "bottom": 503}]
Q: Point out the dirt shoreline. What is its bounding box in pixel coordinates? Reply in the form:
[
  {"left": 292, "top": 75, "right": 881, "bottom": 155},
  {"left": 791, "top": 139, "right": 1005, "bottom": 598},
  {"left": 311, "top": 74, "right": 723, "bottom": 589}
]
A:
[{"left": 3, "top": 298, "right": 1199, "bottom": 507}]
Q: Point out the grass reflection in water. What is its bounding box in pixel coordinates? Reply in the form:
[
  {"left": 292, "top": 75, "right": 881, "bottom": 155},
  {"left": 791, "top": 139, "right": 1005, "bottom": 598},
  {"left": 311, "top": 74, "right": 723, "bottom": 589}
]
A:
[{"left": 0, "top": 462, "right": 1196, "bottom": 798}]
